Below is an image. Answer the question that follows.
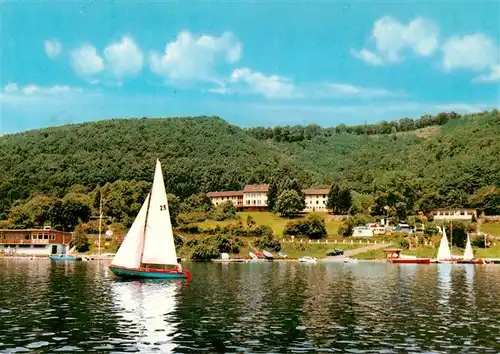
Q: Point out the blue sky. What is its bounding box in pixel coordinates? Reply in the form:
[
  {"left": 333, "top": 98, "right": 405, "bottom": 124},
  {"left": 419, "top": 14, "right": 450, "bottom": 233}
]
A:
[{"left": 1, "top": 0, "right": 499, "bottom": 134}]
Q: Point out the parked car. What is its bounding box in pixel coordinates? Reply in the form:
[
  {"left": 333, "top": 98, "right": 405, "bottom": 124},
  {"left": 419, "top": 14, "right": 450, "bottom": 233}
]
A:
[{"left": 326, "top": 248, "right": 344, "bottom": 256}]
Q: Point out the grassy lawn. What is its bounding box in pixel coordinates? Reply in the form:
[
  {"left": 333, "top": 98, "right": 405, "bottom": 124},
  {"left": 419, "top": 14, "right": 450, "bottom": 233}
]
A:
[
  {"left": 196, "top": 211, "right": 342, "bottom": 237},
  {"left": 280, "top": 242, "right": 360, "bottom": 259},
  {"left": 480, "top": 222, "right": 500, "bottom": 236}
]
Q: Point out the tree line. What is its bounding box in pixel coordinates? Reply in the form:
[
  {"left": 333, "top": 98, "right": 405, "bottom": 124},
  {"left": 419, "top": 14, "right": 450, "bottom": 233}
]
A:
[{"left": 0, "top": 110, "right": 499, "bottom": 225}]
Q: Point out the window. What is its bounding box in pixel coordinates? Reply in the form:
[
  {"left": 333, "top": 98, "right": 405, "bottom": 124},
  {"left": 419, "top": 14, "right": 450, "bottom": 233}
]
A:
[
  {"left": 25, "top": 234, "right": 30, "bottom": 240},
  {"left": 316, "top": 201, "right": 319, "bottom": 204}
]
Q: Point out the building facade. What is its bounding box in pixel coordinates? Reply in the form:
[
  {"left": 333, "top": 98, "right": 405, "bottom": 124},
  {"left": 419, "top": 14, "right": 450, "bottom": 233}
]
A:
[
  {"left": 303, "top": 188, "right": 329, "bottom": 212},
  {"left": 243, "top": 184, "right": 269, "bottom": 211},
  {"left": 207, "top": 185, "right": 332, "bottom": 212},
  {"left": 430, "top": 208, "right": 477, "bottom": 221},
  {"left": 0, "top": 228, "right": 73, "bottom": 256},
  {"left": 206, "top": 191, "right": 244, "bottom": 209}
]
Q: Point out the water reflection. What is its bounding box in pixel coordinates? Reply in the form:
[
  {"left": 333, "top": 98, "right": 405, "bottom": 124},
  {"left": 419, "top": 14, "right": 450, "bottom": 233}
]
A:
[
  {"left": 1, "top": 260, "right": 500, "bottom": 353},
  {"left": 111, "top": 279, "right": 180, "bottom": 353}
]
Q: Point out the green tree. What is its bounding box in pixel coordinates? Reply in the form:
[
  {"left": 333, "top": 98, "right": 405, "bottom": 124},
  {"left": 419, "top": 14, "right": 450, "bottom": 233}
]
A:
[
  {"left": 70, "top": 225, "right": 90, "bottom": 252},
  {"left": 267, "top": 180, "right": 279, "bottom": 212},
  {"left": 167, "top": 194, "right": 181, "bottom": 227},
  {"left": 246, "top": 215, "right": 256, "bottom": 227},
  {"left": 326, "top": 183, "right": 341, "bottom": 213},
  {"left": 276, "top": 190, "right": 305, "bottom": 217}
]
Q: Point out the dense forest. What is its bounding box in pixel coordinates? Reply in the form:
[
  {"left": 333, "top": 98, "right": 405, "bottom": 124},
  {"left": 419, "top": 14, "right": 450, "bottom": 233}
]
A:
[{"left": 1, "top": 110, "right": 500, "bottom": 228}]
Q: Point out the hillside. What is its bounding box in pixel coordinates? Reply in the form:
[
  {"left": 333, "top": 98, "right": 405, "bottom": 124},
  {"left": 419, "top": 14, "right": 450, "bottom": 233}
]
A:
[{"left": 1, "top": 110, "right": 499, "bottom": 219}]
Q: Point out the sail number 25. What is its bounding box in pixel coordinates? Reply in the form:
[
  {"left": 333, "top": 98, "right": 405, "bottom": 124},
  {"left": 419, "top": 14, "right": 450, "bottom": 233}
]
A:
[{"left": 159, "top": 205, "right": 168, "bottom": 211}]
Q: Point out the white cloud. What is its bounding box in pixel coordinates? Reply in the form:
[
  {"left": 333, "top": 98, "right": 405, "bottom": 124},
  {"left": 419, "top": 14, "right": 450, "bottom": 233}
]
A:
[
  {"left": 353, "top": 16, "right": 439, "bottom": 65},
  {"left": 229, "top": 68, "right": 299, "bottom": 99},
  {"left": 4, "top": 83, "right": 19, "bottom": 93},
  {"left": 313, "top": 83, "right": 397, "bottom": 98},
  {"left": 442, "top": 33, "right": 499, "bottom": 80},
  {"left": 350, "top": 49, "right": 383, "bottom": 66},
  {"left": 149, "top": 31, "right": 242, "bottom": 83},
  {"left": 103, "top": 36, "right": 143, "bottom": 77},
  {"left": 475, "top": 65, "right": 500, "bottom": 82},
  {"left": 71, "top": 43, "right": 105, "bottom": 78},
  {"left": 44, "top": 39, "right": 62, "bottom": 59},
  {"left": 213, "top": 69, "right": 397, "bottom": 100},
  {"left": 2, "top": 82, "right": 83, "bottom": 96}
]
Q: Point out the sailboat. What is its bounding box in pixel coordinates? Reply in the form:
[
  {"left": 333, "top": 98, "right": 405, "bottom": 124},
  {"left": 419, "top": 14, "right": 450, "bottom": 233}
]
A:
[
  {"left": 435, "top": 226, "right": 455, "bottom": 263},
  {"left": 108, "top": 159, "right": 191, "bottom": 279},
  {"left": 457, "top": 233, "right": 485, "bottom": 264}
]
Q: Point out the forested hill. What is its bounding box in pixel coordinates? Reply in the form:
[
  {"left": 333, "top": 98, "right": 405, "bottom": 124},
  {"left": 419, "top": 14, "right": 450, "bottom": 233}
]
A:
[{"left": 1, "top": 110, "right": 499, "bottom": 219}]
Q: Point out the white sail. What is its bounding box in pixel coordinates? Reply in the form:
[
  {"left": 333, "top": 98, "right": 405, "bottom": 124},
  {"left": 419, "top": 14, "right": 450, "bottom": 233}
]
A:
[
  {"left": 141, "top": 159, "right": 178, "bottom": 266},
  {"left": 437, "top": 226, "right": 452, "bottom": 261},
  {"left": 463, "top": 233, "right": 474, "bottom": 260},
  {"left": 110, "top": 193, "right": 149, "bottom": 269}
]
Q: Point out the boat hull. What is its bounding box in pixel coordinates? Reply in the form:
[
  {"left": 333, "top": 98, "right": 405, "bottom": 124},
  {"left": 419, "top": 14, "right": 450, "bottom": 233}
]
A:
[
  {"left": 109, "top": 265, "right": 190, "bottom": 279},
  {"left": 456, "top": 259, "right": 486, "bottom": 264},
  {"left": 388, "top": 258, "right": 431, "bottom": 264},
  {"left": 50, "top": 255, "right": 81, "bottom": 262}
]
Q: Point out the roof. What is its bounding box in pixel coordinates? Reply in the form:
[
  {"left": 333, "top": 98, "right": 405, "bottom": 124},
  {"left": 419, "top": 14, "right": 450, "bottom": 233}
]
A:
[
  {"left": 0, "top": 228, "right": 72, "bottom": 234},
  {"left": 207, "top": 190, "right": 244, "bottom": 197},
  {"left": 430, "top": 208, "right": 476, "bottom": 211},
  {"left": 302, "top": 188, "right": 329, "bottom": 195},
  {"left": 243, "top": 184, "right": 269, "bottom": 193}
]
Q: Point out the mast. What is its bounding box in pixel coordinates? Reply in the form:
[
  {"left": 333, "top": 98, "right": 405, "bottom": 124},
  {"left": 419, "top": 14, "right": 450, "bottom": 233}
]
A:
[
  {"left": 139, "top": 189, "right": 153, "bottom": 266},
  {"left": 450, "top": 217, "right": 453, "bottom": 252},
  {"left": 98, "top": 189, "right": 102, "bottom": 258}
]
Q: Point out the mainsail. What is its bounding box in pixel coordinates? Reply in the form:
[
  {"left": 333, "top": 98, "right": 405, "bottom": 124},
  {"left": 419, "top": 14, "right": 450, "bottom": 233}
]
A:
[
  {"left": 437, "top": 226, "right": 452, "bottom": 261},
  {"left": 110, "top": 159, "right": 178, "bottom": 269},
  {"left": 110, "top": 193, "right": 149, "bottom": 269},
  {"left": 463, "top": 233, "right": 474, "bottom": 260}
]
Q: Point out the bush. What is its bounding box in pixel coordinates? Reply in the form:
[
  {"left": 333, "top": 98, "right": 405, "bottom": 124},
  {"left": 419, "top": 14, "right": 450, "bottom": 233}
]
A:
[
  {"left": 177, "top": 212, "right": 207, "bottom": 225},
  {"left": 203, "top": 234, "right": 241, "bottom": 254},
  {"left": 177, "top": 224, "right": 201, "bottom": 234},
  {"left": 186, "top": 239, "right": 199, "bottom": 248},
  {"left": 246, "top": 215, "right": 256, "bottom": 227},
  {"left": 174, "top": 234, "right": 184, "bottom": 248},
  {"left": 190, "top": 244, "right": 219, "bottom": 260},
  {"left": 254, "top": 234, "right": 281, "bottom": 251},
  {"left": 283, "top": 215, "right": 327, "bottom": 239},
  {"left": 209, "top": 201, "right": 237, "bottom": 221}
]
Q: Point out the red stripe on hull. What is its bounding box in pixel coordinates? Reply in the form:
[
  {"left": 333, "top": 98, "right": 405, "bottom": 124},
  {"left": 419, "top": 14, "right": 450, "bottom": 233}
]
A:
[{"left": 388, "top": 258, "right": 431, "bottom": 264}]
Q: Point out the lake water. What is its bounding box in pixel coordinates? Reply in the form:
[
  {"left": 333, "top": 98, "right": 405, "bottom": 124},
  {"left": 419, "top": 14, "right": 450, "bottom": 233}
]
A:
[{"left": 0, "top": 259, "right": 499, "bottom": 353}]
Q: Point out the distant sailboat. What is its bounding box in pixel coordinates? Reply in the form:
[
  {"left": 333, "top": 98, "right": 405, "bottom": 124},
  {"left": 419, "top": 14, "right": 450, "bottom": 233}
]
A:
[
  {"left": 458, "top": 233, "right": 486, "bottom": 264},
  {"left": 436, "top": 226, "right": 454, "bottom": 263},
  {"left": 109, "top": 159, "right": 191, "bottom": 279},
  {"left": 463, "top": 233, "right": 474, "bottom": 261}
]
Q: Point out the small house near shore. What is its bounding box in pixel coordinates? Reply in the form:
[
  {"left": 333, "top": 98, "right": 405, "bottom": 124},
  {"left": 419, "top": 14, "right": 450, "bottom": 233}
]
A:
[
  {"left": 429, "top": 208, "right": 477, "bottom": 221},
  {"left": 0, "top": 227, "right": 73, "bottom": 256}
]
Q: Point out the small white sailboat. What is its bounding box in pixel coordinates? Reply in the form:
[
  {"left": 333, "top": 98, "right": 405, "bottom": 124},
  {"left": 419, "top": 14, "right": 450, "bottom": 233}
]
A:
[
  {"left": 108, "top": 159, "right": 190, "bottom": 279},
  {"left": 436, "top": 226, "right": 455, "bottom": 263},
  {"left": 458, "top": 233, "right": 485, "bottom": 264}
]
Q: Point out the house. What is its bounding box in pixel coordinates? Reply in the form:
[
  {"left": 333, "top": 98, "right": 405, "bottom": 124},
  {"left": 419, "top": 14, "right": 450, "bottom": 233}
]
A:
[
  {"left": 0, "top": 227, "right": 73, "bottom": 256},
  {"left": 303, "top": 188, "right": 329, "bottom": 212},
  {"left": 430, "top": 208, "right": 477, "bottom": 221},
  {"left": 243, "top": 184, "right": 269, "bottom": 211},
  {"left": 206, "top": 190, "right": 243, "bottom": 210}
]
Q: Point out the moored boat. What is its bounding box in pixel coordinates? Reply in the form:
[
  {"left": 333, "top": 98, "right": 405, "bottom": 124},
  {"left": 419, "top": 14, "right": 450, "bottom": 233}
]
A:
[
  {"left": 456, "top": 233, "right": 485, "bottom": 264},
  {"left": 263, "top": 250, "right": 274, "bottom": 260},
  {"left": 108, "top": 159, "right": 191, "bottom": 280},
  {"left": 298, "top": 256, "right": 317, "bottom": 263},
  {"left": 384, "top": 249, "right": 431, "bottom": 264},
  {"left": 50, "top": 254, "right": 81, "bottom": 262}
]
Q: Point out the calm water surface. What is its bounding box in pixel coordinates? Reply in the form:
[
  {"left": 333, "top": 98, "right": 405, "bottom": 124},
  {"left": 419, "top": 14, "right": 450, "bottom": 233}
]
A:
[{"left": 0, "top": 259, "right": 499, "bottom": 353}]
